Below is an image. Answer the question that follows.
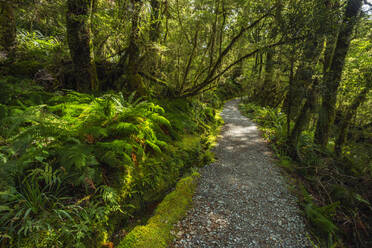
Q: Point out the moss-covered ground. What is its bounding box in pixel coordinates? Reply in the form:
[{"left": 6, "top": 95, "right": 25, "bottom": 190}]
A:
[{"left": 117, "top": 172, "right": 200, "bottom": 248}]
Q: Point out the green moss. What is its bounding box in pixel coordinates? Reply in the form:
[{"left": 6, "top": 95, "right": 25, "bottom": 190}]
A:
[
  {"left": 206, "top": 109, "right": 224, "bottom": 148},
  {"left": 117, "top": 172, "right": 200, "bottom": 248}
]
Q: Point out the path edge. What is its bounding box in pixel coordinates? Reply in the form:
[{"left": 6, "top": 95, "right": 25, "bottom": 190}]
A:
[{"left": 117, "top": 172, "right": 200, "bottom": 248}]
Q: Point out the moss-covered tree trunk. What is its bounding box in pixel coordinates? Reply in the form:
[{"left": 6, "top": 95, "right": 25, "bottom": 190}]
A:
[
  {"left": 335, "top": 86, "right": 371, "bottom": 156},
  {"left": 322, "top": 36, "right": 336, "bottom": 78},
  {"left": 286, "top": 55, "right": 295, "bottom": 137},
  {"left": 284, "top": 40, "right": 322, "bottom": 151},
  {"left": 149, "top": 0, "right": 161, "bottom": 43},
  {"left": 0, "top": 0, "right": 16, "bottom": 61},
  {"left": 287, "top": 80, "right": 318, "bottom": 158},
  {"left": 148, "top": 0, "right": 162, "bottom": 78},
  {"left": 314, "top": 0, "right": 363, "bottom": 147},
  {"left": 251, "top": 53, "right": 259, "bottom": 76},
  {"left": 66, "top": 0, "right": 98, "bottom": 92},
  {"left": 126, "top": 0, "right": 145, "bottom": 94},
  {"left": 258, "top": 53, "right": 263, "bottom": 79},
  {"left": 286, "top": 37, "right": 323, "bottom": 117}
]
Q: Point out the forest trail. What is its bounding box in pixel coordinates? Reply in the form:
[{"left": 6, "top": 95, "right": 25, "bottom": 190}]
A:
[{"left": 172, "top": 99, "right": 312, "bottom": 248}]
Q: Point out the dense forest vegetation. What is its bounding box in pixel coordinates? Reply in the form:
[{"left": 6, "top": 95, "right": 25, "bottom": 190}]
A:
[{"left": 0, "top": 0, "right": 371, "bottom": 247}]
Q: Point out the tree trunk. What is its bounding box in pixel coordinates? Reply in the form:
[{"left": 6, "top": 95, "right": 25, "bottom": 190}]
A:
[
  {"left": 288, "top": 80, "right": 318, "bottom": 158},
  {"left": 259, "top": 49, "right": 275, "bottom": 106},
  {"left": 322, "top": 36, "right": 336, "bottom": 78},
  {"left": 66, "top": 0, "right": 98, "bottom": 92},
  {"left": 314, "top": 0, "right": 363, "bottom": 147},
  {"left": 258, "top": 53, "right": 263, "bottom": 79},
  {"left": 149, "top": 0, "right": 161, "bottom": 43},
  {"left": 283, "top": 38, "right": 324, "bottom": 154},
  {"left": 286, "top": 56, "right": 295, "bottom": 137},
  {"left": 251, "top": 53, "right": 258, "bottom": 76},
  {"left": 91, "top": 0, "right": 99, "bottom": 58},
  {"left": 335, "top": 87, "right": 371, "bottom": 156},
  {"left": 148, "top": 0, "right": 162, "bottom": 78},
  {"left": 125, "top": 0, "right": 146, "bottom": 94},
  {"left": 288, "top": 37, "right": 323, "bottom": 116},
  {"left": 0, "top": 0, "right": 16, "bottom": 61}
]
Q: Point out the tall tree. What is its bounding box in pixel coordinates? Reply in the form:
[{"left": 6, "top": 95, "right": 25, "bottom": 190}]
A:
[
  {"left": 148, "top": 0, "right": 162, "bottom": 78},
  {"left": 149, "top": 0, "right": 161, "bottom": 43},
  {"left": 335, "top": 85, "right": 371, "bottom": 156},
  {"left": 126, "top": 0, "right": 145, "bottom": 93},
  {"left": 116, "top": 0, "right": 146, "bottom": 94},
  {"left": 0, "top": 0, "right": 16, "bottom": 60},
  {"left": 259, "top": 48, "right": 275, "bottom": 106},
  {"left": 314, "top": 0, "right": 363, "bottom": 147},
  {"left": 66, "top": 0, "right": 99, "bottom": 92},
  {"left": 287, "top": 80, "right": 319, "bottom": 158}
]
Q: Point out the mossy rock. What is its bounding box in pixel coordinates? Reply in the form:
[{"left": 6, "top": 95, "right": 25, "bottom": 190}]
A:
[{"left": 117, "top": 172, "right": 200, "bottom": 248}]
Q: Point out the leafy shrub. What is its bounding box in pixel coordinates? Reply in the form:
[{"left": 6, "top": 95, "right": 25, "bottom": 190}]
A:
[{"left": 17, "top": 30, "right": 63, "bottom": 62}]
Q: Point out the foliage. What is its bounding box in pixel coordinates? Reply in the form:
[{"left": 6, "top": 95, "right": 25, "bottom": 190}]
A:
[
  {"left": 0, "top": 78, "right": 221, "bottom": 247},
  {"left": 1, "top": 0, "right": 371, "bottom": 246},
  {"left": 239, "top": 102, "right": 287, "bottom": 153}
]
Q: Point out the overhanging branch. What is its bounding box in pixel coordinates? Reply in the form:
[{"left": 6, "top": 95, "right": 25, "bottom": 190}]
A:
[
  {"left": 178, "top": 6, "right": 276, "bottom": 98},
  {"left": 180, "top": 39, "right": 289, "bottom": 98},
  {"left": 139, "top": 71, "right": 168, "bottom": 87},
  {"left": 204, "top": 7, "right": 276, "bottom": 85}
]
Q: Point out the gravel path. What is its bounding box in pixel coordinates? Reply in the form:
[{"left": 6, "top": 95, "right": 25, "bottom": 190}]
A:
[{"left": 171, "top": 99, "right": 312, "bottom": 248}]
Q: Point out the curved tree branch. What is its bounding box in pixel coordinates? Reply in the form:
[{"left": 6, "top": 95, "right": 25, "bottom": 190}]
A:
[{"left": 180, "top": 40, "right": 287, "bottom": 98}]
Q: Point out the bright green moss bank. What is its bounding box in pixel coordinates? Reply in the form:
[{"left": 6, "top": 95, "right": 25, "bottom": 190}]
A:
[{"left": 117, "top": 172, "right": 200, "bottom": 248}]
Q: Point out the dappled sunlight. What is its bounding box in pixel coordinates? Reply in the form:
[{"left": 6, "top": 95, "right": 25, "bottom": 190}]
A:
[
  {"left": 210, "top": 100, "right": 268, "bottom": 163},
  {"left": 226, "top": 145, "right": 235, "bottom": 150},
  {"left": 207, "top": 100, "right": 277, "bottom": 191}
]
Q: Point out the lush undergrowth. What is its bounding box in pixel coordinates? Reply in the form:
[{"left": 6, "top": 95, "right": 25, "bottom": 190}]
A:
[
  {"left": 239, "top": 102, "right": 372, "bottom": 248},
  {"left": 0, "top": 77, "right": 222, "bottom": 248}
]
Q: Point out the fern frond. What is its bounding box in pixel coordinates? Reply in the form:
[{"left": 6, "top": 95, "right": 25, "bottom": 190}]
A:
[
  {"left": 145, "top": 140, "right": 161, "bottom": 153},
  {"left": 59, "top": 144, "right": 98, "bottom": 170},
  {"left": 149, "top": 113, "right": 171, "bottom": 127}
]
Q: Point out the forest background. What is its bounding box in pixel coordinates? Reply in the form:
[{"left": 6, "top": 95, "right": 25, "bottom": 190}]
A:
[{"left": 0, "top": 0, "right": 371, "bottom": 247}]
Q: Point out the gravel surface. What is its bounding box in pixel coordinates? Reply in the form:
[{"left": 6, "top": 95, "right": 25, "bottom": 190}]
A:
[{"left": 171, "top": 99, "right": 312, "bottom": 248}]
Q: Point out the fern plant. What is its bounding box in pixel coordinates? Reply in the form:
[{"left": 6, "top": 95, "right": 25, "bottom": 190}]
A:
[
  {"left": 0, "top": 88, "right": 220, "bottom": 247},
  {"left": 0, "top": 166, "right": 66, "bottom": 244}
]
